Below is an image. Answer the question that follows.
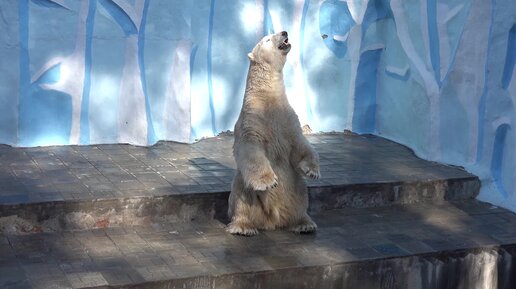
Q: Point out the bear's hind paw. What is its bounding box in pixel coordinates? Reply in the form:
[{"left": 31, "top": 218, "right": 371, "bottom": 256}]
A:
[
  {"left": 290, "top": 219, "right": 317, "bottom": 234},
  {"left": 226, "top": 222, "right": 259, "bottom": 236}
]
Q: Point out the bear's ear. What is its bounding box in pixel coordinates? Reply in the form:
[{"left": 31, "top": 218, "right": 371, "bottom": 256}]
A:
[{"left": 247, "top": 53, "right": 255, "bottom": 62}]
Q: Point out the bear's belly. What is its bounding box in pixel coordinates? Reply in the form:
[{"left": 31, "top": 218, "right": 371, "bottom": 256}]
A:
[{"left": 265, "top": 129, "right": 292, "bottom": 162}]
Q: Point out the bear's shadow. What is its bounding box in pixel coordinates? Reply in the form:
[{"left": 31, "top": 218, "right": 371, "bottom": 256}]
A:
[{"left": 183, "top": 157, "right": 234, "bottom": 225}]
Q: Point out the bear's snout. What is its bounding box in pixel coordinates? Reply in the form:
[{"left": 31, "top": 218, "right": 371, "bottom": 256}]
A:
[{"left": 277, "top": 31, "right": 290, "bottom": 52}]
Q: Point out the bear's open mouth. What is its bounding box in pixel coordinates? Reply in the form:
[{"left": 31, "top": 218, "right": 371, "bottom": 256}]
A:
[{"left": 278, "top": 38, "right": 290, "bottom": 50}]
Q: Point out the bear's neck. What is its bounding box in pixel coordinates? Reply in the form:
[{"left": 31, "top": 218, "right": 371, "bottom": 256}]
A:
[{"left": 245, "top": 63, "right": 286, "bottom": 100}]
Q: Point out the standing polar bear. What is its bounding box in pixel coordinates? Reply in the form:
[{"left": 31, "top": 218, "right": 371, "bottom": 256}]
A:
[{"left": 227, "top": 31, "right": 320, "bottom": 236}]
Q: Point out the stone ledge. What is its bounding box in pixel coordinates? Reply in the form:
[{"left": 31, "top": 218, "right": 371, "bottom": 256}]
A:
[
  {"left": 0, "top": 176, "right": 480, "bottom": 233},
  {"left": 116, "top": 247, "right": 516, "bottom": 289}
]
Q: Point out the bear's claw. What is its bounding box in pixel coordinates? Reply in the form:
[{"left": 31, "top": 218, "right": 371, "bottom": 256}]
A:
[
  {"left": 306, "top": 169, "right": 320, "bottom": 180},
  {"left": 290, "top": 221, "right": 317, "bottom": 234},
  {"left": 301, "top": 166, "right": 320, "bottom": 180},
  {"left": 226, "top": 222, "right": 259, "bottom": 236},
  {"left": 248, "top": 171, "right": 278, "bottom": 191},
  {"left": 299, "top": 159, "right": 320, "bottom": 180}
]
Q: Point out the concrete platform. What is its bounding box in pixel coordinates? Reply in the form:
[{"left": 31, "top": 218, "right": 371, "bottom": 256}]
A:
[
  {"left": 0, "top": 133, "right": 512, "bottom": 289},
  {"left": 0, "top": 134, "right": 479, "bottom": 232},
  {"left": 1, "top": 200, "right": 515, "bottom": 289}
]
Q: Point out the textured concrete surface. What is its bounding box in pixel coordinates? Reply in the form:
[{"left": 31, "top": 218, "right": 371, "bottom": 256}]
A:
[
  {"left": 0, "top": 133, "right": 479, "bottom": 232},
  {"left": 1, "top": 200, "right": 515, "bottom": 288}
]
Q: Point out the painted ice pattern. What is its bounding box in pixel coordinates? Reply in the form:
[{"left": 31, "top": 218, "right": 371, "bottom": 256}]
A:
[
  {"left": 97, "top": 0, "right": 150, "bottom": 145},
  {"left": 1, "top": 0, "right": 516, "bottom": 211},
  {"left": 30, "top": 0, "right": 91, "bottom": 145},
  {"left": 164, "top": 40, "right": 192, "bottom": 143}
]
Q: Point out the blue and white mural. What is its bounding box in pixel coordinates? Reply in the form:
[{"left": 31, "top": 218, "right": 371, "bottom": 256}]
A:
[{"left": 0, "top": 0, "right": 515, "bottom": 211}]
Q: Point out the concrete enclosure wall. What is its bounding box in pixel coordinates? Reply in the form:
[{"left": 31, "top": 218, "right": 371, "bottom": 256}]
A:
[{"left": 0, "top": 0, "right": 515, "bottom": 211}]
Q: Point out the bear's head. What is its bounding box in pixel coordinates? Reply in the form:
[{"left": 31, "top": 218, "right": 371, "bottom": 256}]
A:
[{"left": 248, "top": 31, "right": 291, "bottom": 71}]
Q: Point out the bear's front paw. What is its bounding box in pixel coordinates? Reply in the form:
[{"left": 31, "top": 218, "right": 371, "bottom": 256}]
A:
[
  {"left": 247, "top": 170, "right": 278, "bottom": 191},
  {"left": 299, "top": 160, "right": 320, "bottom": 180}
]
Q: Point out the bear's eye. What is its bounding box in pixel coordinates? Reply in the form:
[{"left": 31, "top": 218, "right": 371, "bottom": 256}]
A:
[{"left": 266, "top": 39, "right": 270, "bottom": 42}]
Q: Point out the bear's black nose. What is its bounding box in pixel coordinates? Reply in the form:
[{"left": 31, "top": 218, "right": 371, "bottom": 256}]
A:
[{"left": 280, "top": 31, "right": 288, "bottom": 37}]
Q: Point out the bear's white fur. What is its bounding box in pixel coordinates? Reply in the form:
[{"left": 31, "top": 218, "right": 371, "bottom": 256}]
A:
[{"left": 227, "top": 31, "right": 320, "bottom": 236}]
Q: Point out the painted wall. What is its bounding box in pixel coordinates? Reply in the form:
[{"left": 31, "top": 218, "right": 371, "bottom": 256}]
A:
[
  {"left": 0, "top": 0, "right": 515, "bottom": 211},
  {"left": 2, "top": 0, "right": 354, "bottom": 147},
  {"left": 368, "top": 0, "right": 516, "bottom": 212}
]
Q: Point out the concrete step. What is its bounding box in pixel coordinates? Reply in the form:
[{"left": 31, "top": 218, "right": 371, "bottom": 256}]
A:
[
  {"left": 1, "top": 200, "right": 515, "bottom": 289},
  {"left": 0, "top": 134, "right": 479, "bottom": 232}
]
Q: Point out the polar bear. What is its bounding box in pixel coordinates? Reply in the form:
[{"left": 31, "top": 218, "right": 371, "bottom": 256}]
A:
[{"left": 227, "top": 31, "right": 320, "bottom": 236}]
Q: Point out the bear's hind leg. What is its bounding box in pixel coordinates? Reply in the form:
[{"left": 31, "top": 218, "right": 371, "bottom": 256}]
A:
[
  {"left": 289, "top": 213, "right": 317, "bottom": 234},
  {"left": 227, "top": 175, "right": 260, "bottom": 236}
]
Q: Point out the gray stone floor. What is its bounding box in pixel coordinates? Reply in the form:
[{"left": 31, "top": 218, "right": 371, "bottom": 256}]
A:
[
  {"left": 1, "top": 200, "right": 516, "bottom": 288},
  {"left": 0, "top": 133, "right": 474, "bottom": 205},
  {"left": 0, "top": 133, "right": 498, "bottom": 288}
]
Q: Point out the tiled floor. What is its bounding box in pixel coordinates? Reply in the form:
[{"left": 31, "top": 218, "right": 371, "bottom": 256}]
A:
[
  {"left": 1, "top": 200, "right": 515, "bottom": 288},
  {"left": 0, "top": 133, "right": 513, "bottom": 288},
  {"left": 0, "top": 133, "right": 474, "bottom": 205}
]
